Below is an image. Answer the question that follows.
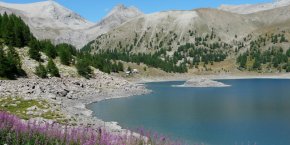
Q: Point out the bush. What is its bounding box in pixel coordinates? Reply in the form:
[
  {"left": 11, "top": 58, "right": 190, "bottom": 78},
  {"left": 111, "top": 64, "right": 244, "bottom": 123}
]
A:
[
  {"left": 117, "top": 62, "right": 124, "bottom": 72},
  {"left": 35, "top": 63, "right": 47, "bottom": 78},
  {"left": 0, "top": 45, "right": 25, "bottom": 79},
  {"left": 286, "top": 63, "right": 290, "bottom": 72},
  {"left": 56, "top": 43, "right": 77, "bottom": 66},
  {"left": 41, "top": 40, "right": 57, "bottom": 59},
  {"left": 28, "top": 39, "right": 41, "bottom": 62},
  {"left": 76, "top": 58, "right": 92, "bottom": 78},
  {"left": 46, "top": 59, "right": 60, "bottom": 77},
  {"left": 287, "top": 48, "right": 290, "bottom": 57}
]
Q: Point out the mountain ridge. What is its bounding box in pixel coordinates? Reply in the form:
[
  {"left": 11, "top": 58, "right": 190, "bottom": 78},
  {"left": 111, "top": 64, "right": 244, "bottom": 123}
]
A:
[
  {"left": 0, "top": 1, "right": 143, "bottom": 49},
  {"left": 219, "top": 0, "right": 290, "bottom": 14}
]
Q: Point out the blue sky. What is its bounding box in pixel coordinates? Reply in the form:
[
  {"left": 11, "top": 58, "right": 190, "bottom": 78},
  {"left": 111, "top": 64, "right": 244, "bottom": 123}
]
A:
[{"left": 2, "top": 0, "right": 273, "bottom": 22}]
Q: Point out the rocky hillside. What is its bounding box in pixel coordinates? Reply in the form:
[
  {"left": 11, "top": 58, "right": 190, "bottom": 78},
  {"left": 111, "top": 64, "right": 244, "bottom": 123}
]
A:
[
  {"left": 87, "top": 4, "right": 290, "bottom": 52},
  {"left": 0, "top": 1, "right": 143, "bottom": 49},
  {"left": 88, "top": 9, "right": 257, "bottom": 52}
]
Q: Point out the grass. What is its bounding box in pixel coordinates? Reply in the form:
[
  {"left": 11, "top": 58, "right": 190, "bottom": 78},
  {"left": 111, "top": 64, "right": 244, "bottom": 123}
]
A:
[{"left": 0, "top": 97, "right": 66, "bottom": 123}]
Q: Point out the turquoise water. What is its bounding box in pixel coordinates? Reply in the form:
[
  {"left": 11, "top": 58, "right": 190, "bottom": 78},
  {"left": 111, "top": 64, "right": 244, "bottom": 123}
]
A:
[{"left": 88, "top": 79, "right": 290, "bottom": 145}]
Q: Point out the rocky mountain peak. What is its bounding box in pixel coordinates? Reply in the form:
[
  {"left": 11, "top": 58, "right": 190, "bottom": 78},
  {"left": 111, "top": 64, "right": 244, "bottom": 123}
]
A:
[
  {"left": 99, "top": 4, "right": 143, "bottom": 25},
  {"left": 107, "top": 4, "right": 143, "bottom": 16}
]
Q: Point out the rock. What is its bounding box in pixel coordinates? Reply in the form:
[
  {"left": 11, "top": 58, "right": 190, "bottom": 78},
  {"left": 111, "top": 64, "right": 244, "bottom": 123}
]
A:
[
  {"left": 57, "top": 89, "right": 69, "bottom": 97},
  {"left": 81, "top": 110, "right": 92, "bottom": 117},
  {"left": 24, "top": 89, "right": 34, "bottom": 94},
  {"left": 26, "top": 111, "right": 34, "bottom": 115},
  {"left": 66, "top": 91, "right": 74, "bottom": 99},
  {"left": 74, "top": 104, "right": 86, "bottom": 109},
  {"left": 173, "top": 78, "right": 230, "bottom": 88},
  {"left": 73, "top": 82, "right": 80, "bottom": 86},
  {"left": 27, "top": 106, "right": 37, "bottom": 111},
  {"left": 33, "top": 112, "right": 42, "bottom": 116},
  {"left": 67, "top": 95, "right": 73, "bottom": 99},
  {"left": 34, "top": 85, "right": 43, "bottom": 95},
  {"left": 0, "top": 77, "right": 150, "bottom": 133},
  {"left": 9, "top": 104, "right": 17, "bottom": 107},
  {"left": 47, "top": 93, "right": 57, "bottom": 100}
]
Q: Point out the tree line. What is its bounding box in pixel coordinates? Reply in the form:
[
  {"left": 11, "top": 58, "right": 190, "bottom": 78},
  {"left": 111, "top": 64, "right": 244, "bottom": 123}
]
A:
[
  {"left": 237, "top": 33, "right": 290, "bottom": 72},
  {"left": 237, "top": 46, "right": 290, "bottom": 72},
  {"left": 0, "top": 13, "right": 75, "bottom": 79},
  {"left": 0, "top": 13, "right": 33, "bottom": 48},
  {"left": 0, "top": 45, "right": 24, "bottom": 79},
  {"left": 85, "top": 49, "right": 188, "bottom": 73}
]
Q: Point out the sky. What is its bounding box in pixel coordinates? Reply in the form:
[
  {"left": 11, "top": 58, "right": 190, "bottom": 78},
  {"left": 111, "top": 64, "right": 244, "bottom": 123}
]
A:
[{"left": 1, "top": 0, "right": 274, "bottom": 22}]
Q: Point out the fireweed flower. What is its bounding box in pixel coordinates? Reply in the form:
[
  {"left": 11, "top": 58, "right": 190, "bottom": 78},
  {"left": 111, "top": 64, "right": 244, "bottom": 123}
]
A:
[{"left": 0, "top": 111, "right": 178, "bottom": 145}]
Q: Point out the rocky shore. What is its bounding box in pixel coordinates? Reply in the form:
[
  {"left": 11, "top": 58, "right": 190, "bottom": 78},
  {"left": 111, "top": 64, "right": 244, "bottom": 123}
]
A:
[{"left": 0, "top": 76, "right": 150, "bottom": 132}]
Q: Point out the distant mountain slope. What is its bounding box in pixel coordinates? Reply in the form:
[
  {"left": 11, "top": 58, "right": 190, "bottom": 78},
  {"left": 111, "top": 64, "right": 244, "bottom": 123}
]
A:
[
  {"left": 219, "top": 0, "right": 290, "bottom": 14},
  {"left": 83, "top": 4, "right": 290, "bottom": 74},
  {"left": 87, "top": 8, "right": 257, "bottom": 53},
  {"left": 87, "top": 4, "right": 290, "bottom": 52},
  {"left": 0, "top": 1, "right": 143, "bottom": 49}
]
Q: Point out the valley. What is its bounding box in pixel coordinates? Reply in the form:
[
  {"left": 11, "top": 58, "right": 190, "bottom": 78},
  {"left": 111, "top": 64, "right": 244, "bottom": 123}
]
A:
[{"left": 1, "top": 0, "right": 290, "bottom": 145}]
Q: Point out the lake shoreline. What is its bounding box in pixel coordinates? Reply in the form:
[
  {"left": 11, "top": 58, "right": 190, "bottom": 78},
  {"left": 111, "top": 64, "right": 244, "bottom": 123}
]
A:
[
  {"left": 133, "top": 74, "right": 290, "bottom": 83},
  {"left": 0, "top": 77, "right": 151, "bottom": 134},
  {"left": 1, "top": 74, "right": 290, "bottom": 141}
]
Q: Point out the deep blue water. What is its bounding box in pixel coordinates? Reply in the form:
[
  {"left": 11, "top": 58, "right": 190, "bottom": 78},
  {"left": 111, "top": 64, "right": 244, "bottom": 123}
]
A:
[{"left": 87, "top": 79, "right": 290, "bottom": 145}]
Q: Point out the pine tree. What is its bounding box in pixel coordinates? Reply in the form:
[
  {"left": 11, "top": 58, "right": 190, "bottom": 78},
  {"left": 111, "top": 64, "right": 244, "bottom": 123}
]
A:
[
  {"left": 0, "top": 45, "right": 9, "bottom": 78},
  {"left": 42, "top": 40, "right": 57, "bottom": 59},
  {"left": 35, "top": 63, "right": 47, "bottom": 78},
  {"left": 29, "top": 39, "right": 41, "bottom": 61},
  {"left": 253, "top": 59, "right": 261, "bottom": 70},
  {"left": 0, "top": 13, "right": 9, "bottom": 39},
  {"left": 46, "top": 59, "right": 60, "bottom": 77},
  {"left": 127, "top": 66, "right": 132, "bottom": 72},
  {"left": 7, "top": 46, "right": 22, "bottom": 75},
  {"left": 287, "top": 48, "right": 290, "bottom": 57},
  {"left": 76, "top": 58, "right": 92, "bottom": 78},
  {"left": 57, "top": 44, "right": 73, "bottom": 65},
  {"left": 117, "top": 62, "right": 124, "bottom": 72},
  {"left": 3, "top": 15, "right": 15, "bottom": 46},
  {"left": 286, "top": 63, "right": 290, "bottom": 72}
]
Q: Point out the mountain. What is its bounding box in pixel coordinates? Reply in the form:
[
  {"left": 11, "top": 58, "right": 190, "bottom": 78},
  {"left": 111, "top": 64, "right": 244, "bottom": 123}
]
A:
[
  {"left": 84, "top": 4, "right": 290, "bottom": 74},
  {"left": 97, "top": 4, "right": 143, "bottom": 28},
  {"left": 0, "top": 1, "right": 143, "bottom": 49},
  {"left": 219, "top": 0, "right": 290, "bottom": 14},
  {"left": 0, "top": 1, "right": 94, "bottom": 29},
  {"left": 83, "top": 4, "right": 143, "bottom": 49},
  {"left": 87, "top": 8, "right": 255, "bottom": 53},
  {"left": 87, "top": 2, "right": 290, "bottom": 52}
]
